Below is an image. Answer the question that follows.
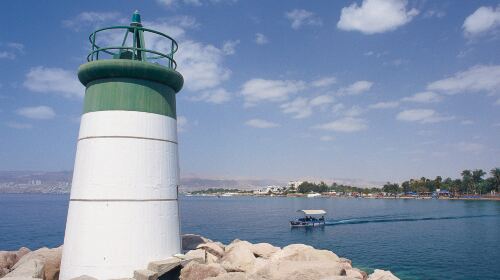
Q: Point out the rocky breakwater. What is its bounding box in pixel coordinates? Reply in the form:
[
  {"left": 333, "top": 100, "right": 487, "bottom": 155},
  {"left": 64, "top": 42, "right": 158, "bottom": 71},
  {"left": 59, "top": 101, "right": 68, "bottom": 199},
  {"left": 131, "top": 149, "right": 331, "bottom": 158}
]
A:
[
  {"left": 180, "top": 234, "right": 399, "bottom": 280},
  {"left": 0, "top": 234, "right": 399, "bottom": 280}
]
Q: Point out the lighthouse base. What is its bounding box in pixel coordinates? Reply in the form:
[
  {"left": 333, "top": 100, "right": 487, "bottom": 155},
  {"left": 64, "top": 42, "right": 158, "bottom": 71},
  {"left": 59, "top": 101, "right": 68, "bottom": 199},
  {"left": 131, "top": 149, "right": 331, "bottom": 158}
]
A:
[{"left": 60, "top": 199, "right": 180, "bottom": 279}]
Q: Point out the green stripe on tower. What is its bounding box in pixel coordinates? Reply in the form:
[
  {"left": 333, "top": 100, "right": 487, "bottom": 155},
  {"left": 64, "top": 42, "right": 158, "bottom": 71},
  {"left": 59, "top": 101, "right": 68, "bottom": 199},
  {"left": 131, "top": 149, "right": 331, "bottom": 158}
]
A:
[
  {"left": 78, "top": 59, "right": 183, "bottom": 118},
  {"left": 84, "top": 78, "right": 176, "bottom": 118}
]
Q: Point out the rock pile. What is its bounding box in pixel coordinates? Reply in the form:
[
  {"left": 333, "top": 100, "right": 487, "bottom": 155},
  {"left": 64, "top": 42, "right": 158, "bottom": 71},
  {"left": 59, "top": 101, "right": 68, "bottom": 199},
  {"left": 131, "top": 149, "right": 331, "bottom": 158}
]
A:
[
  {"left": 0, "top": 235, "right": 400, "bottom": 280},
  {"left": 0, "top": 246, "right": 62, "bottom": 280},
  {"left": 179, "top": 236, "right": 400, "bottom": 280}
]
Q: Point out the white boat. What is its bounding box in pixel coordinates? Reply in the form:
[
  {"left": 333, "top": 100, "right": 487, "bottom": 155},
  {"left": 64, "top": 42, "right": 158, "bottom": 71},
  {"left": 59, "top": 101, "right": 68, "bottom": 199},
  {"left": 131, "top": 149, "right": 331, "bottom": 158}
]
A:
[
  {"left": 290, "top": 209, "right": 326, "bottom": 227},
  {"left": 307, "top": 192, "right": 321, "bottom": 198}
]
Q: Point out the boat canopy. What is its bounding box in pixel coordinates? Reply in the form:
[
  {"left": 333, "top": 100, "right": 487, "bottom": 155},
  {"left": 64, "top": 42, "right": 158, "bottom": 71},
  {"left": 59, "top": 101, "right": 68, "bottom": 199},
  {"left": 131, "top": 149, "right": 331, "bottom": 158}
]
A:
[{"left": 297, "top": 209, "right": 326, "bottom": 215}]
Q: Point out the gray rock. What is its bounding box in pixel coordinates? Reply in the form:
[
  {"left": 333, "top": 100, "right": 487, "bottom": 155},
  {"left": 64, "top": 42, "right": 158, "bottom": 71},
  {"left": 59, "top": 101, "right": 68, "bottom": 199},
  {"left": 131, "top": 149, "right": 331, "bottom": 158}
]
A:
[
  {"left": 3, "top": 259, "right": 44, "bottom": 278},
  {"left": 270, "top": 244, "right": 340, "bottom": 262},
  {"left": 147, "top": 257, "right": 182, "bottom": 276},
  {"left": 346, "top": 268, "right": 367, "bottom": 279},
  {"left": 250, "top": 243, "right": 280, "bottom": 259},
  {"left": 180, "top": 262, "right": 226, "bottom": 280},
  {"left": 70, "top": 276, "right": 98, "bottom": 280},
  {"left": 367, "top": 269, "right": 400, "bottom": 280},
  {"left": 220, "top": 243, "right": 256, "bottom": 272},
  {"left": 182, "top": 234, "right": 211, "bottom": 251},
  {"left": 196, "top": 242, "right": 225, "bottom": 258},
  {"left": 133, "top": 269, "right": 158, "bottom": 280},
  {"left": 249, "top": 259, "right": 348, "bottom": 280},
  {"left": 205, "top": 272, "right": 248, "bottom": 280}
]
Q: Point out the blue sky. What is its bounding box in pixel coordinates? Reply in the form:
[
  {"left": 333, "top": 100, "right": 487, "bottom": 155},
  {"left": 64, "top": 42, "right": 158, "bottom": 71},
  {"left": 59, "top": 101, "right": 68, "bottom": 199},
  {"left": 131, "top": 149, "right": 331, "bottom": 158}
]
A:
[{"left": 0, "top": 0, "right": 499, "bottom": 184}]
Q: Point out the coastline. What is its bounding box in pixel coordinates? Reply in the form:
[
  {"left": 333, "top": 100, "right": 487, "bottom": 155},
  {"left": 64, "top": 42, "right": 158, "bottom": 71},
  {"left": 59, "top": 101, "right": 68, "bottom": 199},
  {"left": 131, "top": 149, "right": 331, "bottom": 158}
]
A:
[{"left": 185, "top": 193, "right": 500, "bottom": 201}]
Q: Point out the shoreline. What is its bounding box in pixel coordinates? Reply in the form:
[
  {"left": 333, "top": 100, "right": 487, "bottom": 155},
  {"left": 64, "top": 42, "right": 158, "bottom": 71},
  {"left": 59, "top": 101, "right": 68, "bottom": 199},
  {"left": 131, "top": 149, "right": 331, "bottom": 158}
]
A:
[{"left": 185, "top": 193, "right": 500, "bottom": 201}]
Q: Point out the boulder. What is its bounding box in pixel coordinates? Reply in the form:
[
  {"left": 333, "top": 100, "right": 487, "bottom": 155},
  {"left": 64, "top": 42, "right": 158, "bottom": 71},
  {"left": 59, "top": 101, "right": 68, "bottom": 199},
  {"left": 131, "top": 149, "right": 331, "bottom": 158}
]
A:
[
  {"left": 220, "top": 244, "right": 256, "bottom": 272},
  {"left": 5, "top": 246, "right": 61, "bottom": 279},
  {"left": 196, "top": 242, "right": 225, "bottom": 258},
  {"left": 270, "top": 244, "right": 340, "bottom": 262},
  {"left": 249, "top": 259, "right": 348, "bottom": 280},
  {"left": 3, "top": 259, "right": 44, "bottom": 278},
  {"left": 180, "top": 262, "right": 226, "bottom": 280},
  {"left": 69, "top": 276, "right": 98, "bottom": 280},
  {"left": 185, "top": 249, "right": 218, "bottom": 264},
  {"left": 250, "top": 243, "right": 280, "bottom": 259},
  {"left": 205, "top": 272, "right": 247, "bottom": 280},
  {"left": 147, "top": 258, "right": 182, "bottom": 276},
  {"left": 346, "top": 268, "right": 367, "bottom": 279},
  {"left": 368, "top": 269, "right": 400, "bottom": 280},
  {"left": 224, "top": 240, "right": 252, "bottom": 253},
  {"left": 133, "top": 269, "right": 157, "bottom": 280},
  {"left": 339, "top": 257, "right": 352, "bottom": 266},
  {"left": 182, "top": 234, "right": 211, "bottom": 251},
  {"left": 0, "top": 248, "right": 31, "bottom": 274},
  {"left": 1, "top": 268, "right": 10, "bottom": 278}
]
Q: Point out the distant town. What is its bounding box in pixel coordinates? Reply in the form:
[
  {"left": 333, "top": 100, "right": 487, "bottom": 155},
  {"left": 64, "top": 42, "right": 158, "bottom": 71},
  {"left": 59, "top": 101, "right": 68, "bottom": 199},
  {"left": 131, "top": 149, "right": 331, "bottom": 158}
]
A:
[
  {"left": 188, "top": 168, "right": 500, "bottom": 201},
  {"left": 1, "top": 168, "right": 499, "bottom": 200}
]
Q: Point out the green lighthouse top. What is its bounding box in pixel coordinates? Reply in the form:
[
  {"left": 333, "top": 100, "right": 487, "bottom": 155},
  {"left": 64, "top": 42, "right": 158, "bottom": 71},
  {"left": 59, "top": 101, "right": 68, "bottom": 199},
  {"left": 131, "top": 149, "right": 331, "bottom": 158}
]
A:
[
  {"left": 86, "top": 11, "right": 178, "bottom": 69},
  {"left": 131, "top": 10, "right": 142, "bottom": 26}
]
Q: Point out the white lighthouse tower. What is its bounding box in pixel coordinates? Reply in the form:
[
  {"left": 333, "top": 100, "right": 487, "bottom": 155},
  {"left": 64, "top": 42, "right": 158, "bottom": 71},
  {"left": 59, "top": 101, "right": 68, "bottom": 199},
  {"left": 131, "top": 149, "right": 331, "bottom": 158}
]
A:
[{"left": 60, "top": 12, "right": 184, "bottom": 279}]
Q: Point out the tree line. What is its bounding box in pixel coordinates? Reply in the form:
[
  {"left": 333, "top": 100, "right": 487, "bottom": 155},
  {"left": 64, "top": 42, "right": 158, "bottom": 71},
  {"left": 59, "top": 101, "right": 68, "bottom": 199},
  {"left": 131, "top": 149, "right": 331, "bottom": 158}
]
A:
[{"left": 297, "top": 168, "right": 500, "bottom": 195}]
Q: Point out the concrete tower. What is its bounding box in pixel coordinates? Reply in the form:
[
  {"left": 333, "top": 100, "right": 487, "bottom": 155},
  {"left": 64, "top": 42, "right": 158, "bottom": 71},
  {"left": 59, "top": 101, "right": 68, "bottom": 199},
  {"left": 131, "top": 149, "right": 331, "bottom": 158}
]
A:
[{"left": 60, "top": 11, "right": 183, "bottom": 279}]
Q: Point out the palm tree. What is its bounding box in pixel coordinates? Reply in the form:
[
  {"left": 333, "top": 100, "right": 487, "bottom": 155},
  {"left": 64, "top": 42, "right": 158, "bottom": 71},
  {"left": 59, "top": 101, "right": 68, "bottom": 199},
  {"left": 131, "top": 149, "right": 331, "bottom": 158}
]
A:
[
  {"left": 461, "top": 170, "right": 472, "bottom": 195},
  {"left": 490, "top": 168, "right": 500, "bottom": 194},
  {"left": 472, "top": 169, "right": 486, "bottom": 194}
]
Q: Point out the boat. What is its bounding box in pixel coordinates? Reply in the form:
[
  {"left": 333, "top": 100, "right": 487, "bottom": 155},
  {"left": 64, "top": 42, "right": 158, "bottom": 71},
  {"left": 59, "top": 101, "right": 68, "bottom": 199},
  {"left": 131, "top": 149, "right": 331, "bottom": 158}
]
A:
[
  {"left": 307, "top": 192, "right": 321, "bottom": 198},
  {"left": 290, "top": 209, "right": 326, "bottom": 227}
]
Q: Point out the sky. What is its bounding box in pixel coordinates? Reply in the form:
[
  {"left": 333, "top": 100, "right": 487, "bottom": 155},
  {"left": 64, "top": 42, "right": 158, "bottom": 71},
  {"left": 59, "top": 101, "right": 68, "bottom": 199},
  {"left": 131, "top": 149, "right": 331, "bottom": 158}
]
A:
[{"left": 0, "top": 0, "right": 499, "bottom": 184}]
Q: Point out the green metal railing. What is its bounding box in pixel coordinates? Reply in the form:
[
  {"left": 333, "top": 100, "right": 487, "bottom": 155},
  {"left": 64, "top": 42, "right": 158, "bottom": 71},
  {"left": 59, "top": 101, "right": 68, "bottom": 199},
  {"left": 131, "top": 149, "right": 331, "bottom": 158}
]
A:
[{"left": 87, "top": 25, "right": 178, "bottom": 70}]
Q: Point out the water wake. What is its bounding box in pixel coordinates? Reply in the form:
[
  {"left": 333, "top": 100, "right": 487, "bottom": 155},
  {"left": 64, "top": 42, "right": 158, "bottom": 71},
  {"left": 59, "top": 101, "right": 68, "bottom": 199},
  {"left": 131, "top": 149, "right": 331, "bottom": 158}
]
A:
[{"left": 325, "top": 214, "right": 497, "bottom": 226}]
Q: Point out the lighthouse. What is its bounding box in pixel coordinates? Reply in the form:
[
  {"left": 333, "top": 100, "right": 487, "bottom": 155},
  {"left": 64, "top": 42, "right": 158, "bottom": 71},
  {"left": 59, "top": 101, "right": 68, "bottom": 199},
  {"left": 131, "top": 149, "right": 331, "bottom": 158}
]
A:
[{"left": 60, "top": 11, "right": 184, "bottom": 279}]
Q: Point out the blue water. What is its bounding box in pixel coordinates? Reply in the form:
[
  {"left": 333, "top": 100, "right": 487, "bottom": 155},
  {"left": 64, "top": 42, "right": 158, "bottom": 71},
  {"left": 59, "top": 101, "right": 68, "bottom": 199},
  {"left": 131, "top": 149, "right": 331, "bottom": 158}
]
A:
[{"left": 1, "top": 194, "right": 499, "bottom": 280}]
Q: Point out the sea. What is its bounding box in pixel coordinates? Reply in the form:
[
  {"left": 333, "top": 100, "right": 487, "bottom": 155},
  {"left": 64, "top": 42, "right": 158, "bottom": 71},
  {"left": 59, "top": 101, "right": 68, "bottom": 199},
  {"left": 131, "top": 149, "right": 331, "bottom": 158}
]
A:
[{"left": 0, "top": 194, "right": 499, "bottom": 280}]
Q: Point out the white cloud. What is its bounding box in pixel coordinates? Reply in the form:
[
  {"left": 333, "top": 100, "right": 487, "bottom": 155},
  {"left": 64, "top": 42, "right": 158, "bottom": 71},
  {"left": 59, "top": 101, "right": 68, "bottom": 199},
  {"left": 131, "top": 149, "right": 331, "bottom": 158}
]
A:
[
  {"left": 285, "top": 9, "right": 322, "bottom": 29},
  {"left": 343, "top": 105, "right": 365, "bottom": 117},
  {"left": 495, "top": 98, "right": 500, "bottom": 105},
  {"left": 280, "top": 95, "right": 334, "bottom": 119},
  {"left": 396, "top": 109, "right": 454, "bottom": 124},
  {"left": 24, "top": 67, "right": 84, "bottom": 98},
  {"left": 338, "top": 80, "right": 373, "bottom": 96},
  {"left": 157, "top": 0, "right": 237, "bottom": 7},
  {"left": 16, "top": 106, "right": 56, "bottom": 120},
  {"left": 332, "top": 103, "right": 345, "bottom": 113},
  {"left": 222, "top": 40, "right": 240, "bottom": 55},
  {"left": 461, "top": 120, "right": 474, "bottom": 125},
  {"left": 190, "top": 88, "right": 231, "bottom": 104},
  {"left": 63, "top": 11, "right": 121, "bottom": 30},
  {"left": 311, "top": 76, "right": 337, "bottom": 88},
  {"left": 320, "top": 136, "right": 335, "bottom": 142},
  {"left": 176, "top": 40, "right": 231, "bottom": 92},
  {"left": 87, "top": 14, "right": 230, "bottom": 96},
  {"left": 424, "top": 10, "right": 446, "bottom": 19},
  {"left": 240, "top": 79, "right": 306, "bottom": 106},
  {"left": 369, "top": 101, "right": 399, "bottom": 109},
  {"left": 463, "top": 6, "right": 500, "bottom": 37},
  {"left": 313, "top": 117, "right": 368, "bottom": 133},
  {"left": 427, "top": 65, "right": 500, "bottom": 95},
  {"left": 255, "top": 33, "right": 269, "bottom": 45},
  {"left": 402, "top": 91, "right": 442, "bottom": 103},
  {"left": 245, "top": 119, "right": 280, "bottom": 128},
  {"left": 0, "top": 51, "right": 15, "bottom": 59},
  {"left": 455, "top": 141, "right": 484, "bottom": 153},
  {"left": 5, "top": 122, "right": 32, "bottom": 129},
  {"left": 177, "top": 115, "right": 188, "bottom": 132},
  {"left": 337, "top": 0, "right": 418, "bottom": 34},
  {"left": 0, "top": 42, "right": 25, "bottom": 60}
]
